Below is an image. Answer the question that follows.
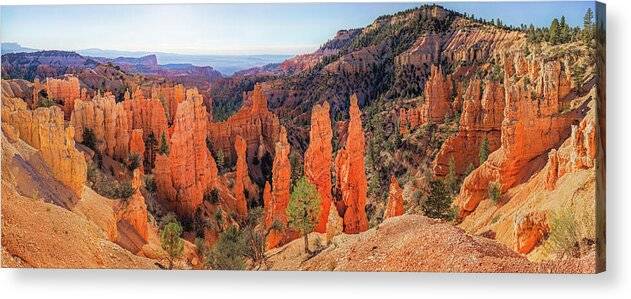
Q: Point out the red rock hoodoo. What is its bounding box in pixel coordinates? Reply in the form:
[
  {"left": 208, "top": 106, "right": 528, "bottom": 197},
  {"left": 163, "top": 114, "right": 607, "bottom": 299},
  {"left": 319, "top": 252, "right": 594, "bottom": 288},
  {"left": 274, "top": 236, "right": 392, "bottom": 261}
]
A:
[
  {"left": 546, "top": 117, "right": 596, "bottom": 190},
  {"left": 384, "top": 176, "right": 404, "bottom": 219},
  {"left": 399, "top": 65, "right": 453, "bottom": 134},
  {"left": 116, "top": 169, "right": 149, "bottom": 243},
  {"left": 304, "top": 102, "right": 334, "bottom": 233},
  {"left": 335, "top": 94, "right": 368, "bottom": 234},
  {"left": 153, "top": 88, "right": 218, "bottom": 217},
  {"left": 233, "top": 135, "right": 250, "bottom": 218},
  {"left": 265, "top": 126, "right": 292, "bottom": 249},
  {"left": 43, "top": 76, "right": 82, "bottom": 120}
]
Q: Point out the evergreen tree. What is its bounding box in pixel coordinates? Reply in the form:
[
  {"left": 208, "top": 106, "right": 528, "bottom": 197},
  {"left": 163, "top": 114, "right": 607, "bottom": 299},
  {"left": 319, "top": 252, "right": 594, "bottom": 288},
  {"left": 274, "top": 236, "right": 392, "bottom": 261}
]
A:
[
  {"left": 422, "top": 180, "right": 454, "bottom": 221},
  {"left": 160, "top": 220, "right": 184, "bottom": 269},
  {"left": 549, "top": 18, "right": 560, "bottom": 45},
  {"left": 159, "top": 131, "right": 169, "bottom": 155},
  {"left": 479, "top": 137, "right": 490, "bottom": 165},
  {"left": 287, "top": 176, "right": 321, "bottom": 254},
  {"left": 582, "top": 8, "right": 594, "bottom": 43}
]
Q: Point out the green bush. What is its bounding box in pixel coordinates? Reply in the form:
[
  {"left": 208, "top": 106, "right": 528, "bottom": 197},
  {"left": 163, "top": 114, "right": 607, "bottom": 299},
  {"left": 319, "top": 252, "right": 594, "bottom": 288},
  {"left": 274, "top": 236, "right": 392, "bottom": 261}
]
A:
[
  {"left": 205, "top": 226, "right": 246, "bottom": 270},
  {"left": 160, "top": 220, "right": 184, "bottom": 269},
  {"left": 541, "top": 209, "right": 580, "bottom": 258},
  {"left": 126, "top": 153, "right": 141, "bottom": 172},
  {"left": 82, "top": 128, "right": 97, "bottom": 151},
  {"left": 488, "top": 181, "right": 501, "bottom": 204},
  {"left": 203, "top": 188, "right": 220, "bottom": 204}
]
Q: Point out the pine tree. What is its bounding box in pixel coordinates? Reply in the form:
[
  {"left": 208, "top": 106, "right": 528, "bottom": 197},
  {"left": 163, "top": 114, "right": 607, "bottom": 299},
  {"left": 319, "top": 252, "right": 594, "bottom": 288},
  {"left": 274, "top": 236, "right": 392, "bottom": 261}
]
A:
[
  {"left": 479, "top": 137, "right": 490, "bottom": 165},
  {"left": 549, "top": 18, "right": 560, "bottom": 45},
  {"left": 160, "top": 220, "right": 184, "bottom": 269},
  {"left": 287, "top": 176, "right": 321, "bottom": 254},
  {"left": 582, "top": 8, "right": 594, "bottom": 43},
  {"left": 159, "top": 131, "right": 169, "bottom": 155}
]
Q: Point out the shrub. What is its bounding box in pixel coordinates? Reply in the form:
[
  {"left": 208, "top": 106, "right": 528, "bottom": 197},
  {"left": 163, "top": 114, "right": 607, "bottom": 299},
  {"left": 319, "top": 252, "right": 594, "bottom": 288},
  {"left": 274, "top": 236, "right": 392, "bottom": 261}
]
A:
[
  {"left": 160, "top": 220, "right": 184, "bottom": 269},
  {"left": 126, "top": 153, "right": 141, "bottom": 172},
  {"left": 38, "top": 97, "right": 56, "bottom": 108},
  {"left": 488, "top": 181, "right": 501, "bottom": 204},
  {"left": 117, "top": 180, "right": 135, "bottom": 199},
  {"left": 203, "top": 188, "right": 220, "bottom": 204},
  {"left": 541, "top": 209, "right": 581, "bottom": 259},
  {"left": 144, "top": 175, "right": 157, "bottom": 193},
  {"left": 205, "top": 226, "right": 246, "bottom": 270},
  {"left": 159, "top": 131, "right": 169, "bottom": 155},
  {"left": 82, "top": 128, "right": 97, "bottom": 151}
]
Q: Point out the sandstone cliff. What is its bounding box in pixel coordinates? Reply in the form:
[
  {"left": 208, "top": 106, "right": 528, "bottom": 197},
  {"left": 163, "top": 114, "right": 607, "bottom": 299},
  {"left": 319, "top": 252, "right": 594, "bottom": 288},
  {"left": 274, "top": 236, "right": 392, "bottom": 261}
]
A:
[{"left": 2, "top": 94, "right": 87, "bottom": 197}]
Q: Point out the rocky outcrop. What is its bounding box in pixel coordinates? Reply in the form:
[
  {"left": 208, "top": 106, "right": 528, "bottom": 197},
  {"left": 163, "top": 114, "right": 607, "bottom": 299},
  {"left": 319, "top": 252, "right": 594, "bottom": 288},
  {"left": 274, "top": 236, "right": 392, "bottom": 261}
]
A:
[
  {"left": 335, "top": 94, "right": 368, "bottom": 234},
  {"left": 2, "top": 95, "right": 87, "bottom": 197},
  {"left": 154, "top": 88, "right": 218, "bottom": 217},
  {"left": 433, "top": 79, "right": 505, "bottom": 176},
  {"left": 122, "top": 87, "right": 169, "bottom": 141},
  {"left": 43, "top": 76, "right": 82, "bottom": 120},
  {"left": 546, "top": 117, "right": 596, "bottom": 190},
  {"left": 128, "top": 129, "right": 145, "bottom": 163},
  {"left": 304, "top": 102, "right": 333, "bottom": 233},
  {"left": 384, "top": 176, "right": 404, "bottom": 219},
  {"left": 71, "top": 92, "right": 130, "bottom": 161},
  {"left": 233, "top": 135, "right": 249, "bottom": 218},
  {"left": 515, "top": 211, "right": 549, "bottom": 254},
  {"left": 150, "top": 84, "right": 186, "bottom": 124},
  {"left": 207, "top": 84, "right": 282, "bottom": 169},
  {"left": 399, "top": 65, "right": 453, "bottom": 133},
  {"left": 455, "top": 51, "right": 581, "bottom": 217},
  {"left": 266, "top": 127, "right": 292, "bottom": 249},
  {"left": 116, "top": 169, "right": 149, "bottom": 244}
]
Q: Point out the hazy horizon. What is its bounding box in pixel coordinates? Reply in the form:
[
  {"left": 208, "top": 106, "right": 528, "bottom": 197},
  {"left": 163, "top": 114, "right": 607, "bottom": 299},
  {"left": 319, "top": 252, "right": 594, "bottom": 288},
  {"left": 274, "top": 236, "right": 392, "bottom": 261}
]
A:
[{"left": 1, "top": 2, "right": 595, "bottom": 56}]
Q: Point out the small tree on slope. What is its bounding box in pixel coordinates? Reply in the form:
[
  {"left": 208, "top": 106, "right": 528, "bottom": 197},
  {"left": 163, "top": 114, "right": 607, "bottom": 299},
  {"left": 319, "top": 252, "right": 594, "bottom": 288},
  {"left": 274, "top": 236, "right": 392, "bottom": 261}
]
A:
[{"left": 287, "top": 176, "right": 321, "bottom": 254}]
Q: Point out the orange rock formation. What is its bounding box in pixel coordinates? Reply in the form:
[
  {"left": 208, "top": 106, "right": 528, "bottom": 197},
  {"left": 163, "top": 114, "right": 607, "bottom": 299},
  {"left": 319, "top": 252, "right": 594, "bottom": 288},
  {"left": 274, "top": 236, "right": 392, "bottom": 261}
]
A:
[
  {"left": 2, "top": 96, "right": 87, "bottom": 197},
  {"left": 116, "top": 169, "right": 149, "bottom": 243},
  {"left": 433, "top": 79, "right": 505, "bottom": 176},
  {"left": 43, "top": 76, "right": 82, "bottom": 120},
  {"left": 233, "top": 135, "right": 249, "bottom": 218},
  {"left": 384, "top": 176, "right": 404, "bottom": 219},
  {"left": 304, "top": 102, "right": 333, "bottom": 233},
  {"left": 154, "top": 89, "right": 218, "bottom": 217},
  {"left": 266, "top": 126, "right": 292, "bottom": 249},
  {"left": 399, "top": 65, "right": 453, "bottom": 133},
  {"left": 207, "top": 84, "right": 281, "bottom": 168},
  {"left": 335, "top": 94, "right": 368, "bottom": 233},
  {"left": 129, "top": 129, "right": 145, "bottom": 163},
  {"left": 455, "top": 52, "right": 580, "bottom": 218},
  {"left": 546, "top": 117, "right": 596, "bottom": 190},
  {"left": 515, "top": 211, "right": 549, "bottom": 254}
]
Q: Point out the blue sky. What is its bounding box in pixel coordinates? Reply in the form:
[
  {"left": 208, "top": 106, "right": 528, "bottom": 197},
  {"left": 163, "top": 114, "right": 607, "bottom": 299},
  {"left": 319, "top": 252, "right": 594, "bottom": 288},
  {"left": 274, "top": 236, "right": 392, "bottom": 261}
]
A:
[{"left": 1, "top": 1, "right": 595, "bottom": 55}]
